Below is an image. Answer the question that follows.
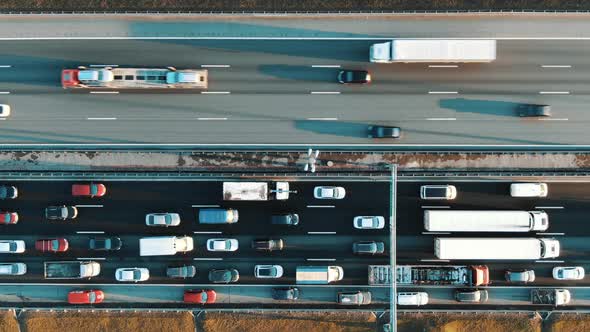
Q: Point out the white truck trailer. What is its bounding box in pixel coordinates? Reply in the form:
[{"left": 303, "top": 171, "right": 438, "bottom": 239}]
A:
[
  {"left": 296, "top": 266, "right": 343, "bottom": 284},
  {"left": 368, "top": 265, "right": 489, "bottom": 286},
  {"left": 434, "top": 237, "right": 560, "bottom": 260},
  {"left": 222, "top": 182, "right": 291, "bottom": 201},
  {"left": 369, "top": 39, "right": 496, "bottom": 63},
  {"left": 139, "top": 236, "right": 194, "bottom": 256},
  {"left": 424, "top": 210, "right": 549, "bottom": 232}
]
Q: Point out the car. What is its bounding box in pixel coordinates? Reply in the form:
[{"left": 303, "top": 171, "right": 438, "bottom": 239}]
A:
[
  {"left": 167, "top": 265, "right": 197, "bottom": 278},
  {"left": 184, "top": 289, "right": 216, "bottom": 304},
  {"left": 0, "top": 263, "right": 26, "bottom": 275},
  {"left": 505, "top": 270, "right": 536, "bottom": 283},
  {"left": 313, "top": 186, "right": 346, "bottom": 199},
  {"left": 337, "top": 69, "right": 371, "bottom": 84},
  {"left": 397, "top": 292, "right": 429, "bottom": 306},
  {"left": 553, "top": 266, "right": 585, "bottom": 280},
  {"left": 272, "top": 287, "right": 300, "bottom": 301},
  {"left": 510, "top": 183, "right": 548, "bottom": 198},
  {"left": 518, "top": 104, "right": 551, "bottom": 117},
  {"left": 0, "top": 185, "right": 17, "bottom": 199},
  {"left": 208, "top": 268, "right": 239, "bottom": 283},
  {"left": 67, "top": 290, "right": 104, "bottom": 304},
  {"left": 115, "top": 267, "right": 149, "bottom": 282},
  {"left": 206, "top": 238, "right": 239, "bottom": 252},
  {"left": 254, "top": 265, "right": 284, "bottom": 279},
  {"left": 0, "top": 104, "right": 11, "bottom": 117},
  {"left": 35, "top": 238, "right": 69, "bottom": 253},
  {"left": 89, "top": 237, "right": 122, "bottom": 251},
  {"left": 0, "top": 212, "right": 18, "bottom": 225},
  {"left": 454, "top": 289, "right": 489, "bottom": 303},
  {"left": 353, "top": 216, "right": 385, "bottom": 229},
  {"left": 145, "top": 213, "right": 180, "bottom": 227},
  {"left": 251, "top": 239, "right": 284, "bottom": 252},
  {"left": 271, "top": 213, "right": 299, "bottom": 226},
  {"left": 337, "top": 291, "right": 372, "bottom": 305},
  {"left": 367, "top": 125, "right": 401, "bottom": 139},
  {"left": 420, "top": 185, "right": 457, "bottom": 200},
  {"left": 45, "top": 205, "right": 78, "bottom": 220},
  {"left": 0, "top": 240, "right": 25, "bottom": 253},
  {"left": 352, "top": 241, "right": 385, "bottom": 255},
  {"left": 72, "top": 183, "right": 106, "bottom": 197}
]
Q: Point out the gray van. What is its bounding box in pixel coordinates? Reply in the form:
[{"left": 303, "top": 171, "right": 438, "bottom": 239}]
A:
[{"left": 198, "top": 208, "right": 239, "bottom": 224}]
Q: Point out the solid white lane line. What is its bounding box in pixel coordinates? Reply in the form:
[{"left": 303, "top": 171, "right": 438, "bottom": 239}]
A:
[
  {"left": 306, "top": 117, "right": 338, "bottom": 121},
  {"left": 428, "top": 65, "right": 458, "bottom": 68},
  {"left": 538, "top": 118, "right": 569, "bottom": 121},
  {"left": 307, "top": 258, "right": 336, "bottom": 261},
  {"left": 311, "top": 91, "right": 340, "bottom": 95},
  {"left": 536, "top": 260, "right": 564, "bottom": 263},
  {"left": 534, "top": 206, "right": 564, "bottom": 209},
  {"left": 75, "top": 205, "right": 103, "bottom": 208},
  {"left": 422, "top": 232, "right": 451, "bottom": 235},
  {"left": 201, "top": 65, "right": 230, "bottom": 68},
  {"left": 421, "top": 206, "right": 451, "bottom": 209},
  {"left": 428, "top": 91, "right": 458, "bottom": 94},
  {"left": 201, "top": 91, "right": 230, "bottom": 94},
  {"left": 307, "top": 205, "right": 335, "bottom": 208},
  {"left": 541, "top": 65, "right": 572, "bottom": 68},
  {"left": 426, "top": 118, "right": 456, "bottom": 121},
  {"left": 0, "top": 65, "right": 11, "bottom": 68},
  {"left": 311, "top": 65, "right": 341, "bottom": 68},
  {"left": 0, "top": 119, "right": 6, "bottom": 121},
  {"left": 77, "top": 257, "right": 106, "bottom": 260},
  {"left": 0, "top": 92, "right": 10, "bottom": 94},
  {"left": 191, "top": 204, "right": 220, "bottom": 208},
  {"left": 89, "top": 91, "right": 119, "bottom": 94},
  {"left": 421, "top": 259, "right": 450, "bottom": 262},
  {"left": 536, "top": 232, "right": 565, "bottom": 236},
  {"left": 193, "top": 231, "right": 223, "bottom": 234},
  {"left": 193, "top": 258, "right": 223, "bottom": 261},
  {"left": 87, "top": 117, "right": 116, "bottom": 120},
  {"left": 197, "top": 117, "right": 228, "bottom": 121},
  {"left": 539, "top": 91, "right": 570, "bottom": 94},
  {"left": 307, "top": 231, "right": 337, "bottom": 235},
  {"left": 90, "top": 64, "right": 118, "bottom": 67},
  {"left": 76, "top": 231, "right": 105, "bottom": 234}
]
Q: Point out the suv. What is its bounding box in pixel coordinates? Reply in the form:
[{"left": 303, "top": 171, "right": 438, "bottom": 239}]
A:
[
  {"left": 420, "top": 185, "right": 457, "bottom": 200},
  {"left": 510, "top": 183, "right": 548, "bottom": 197},
  {"left": 337, "top": 69, "right": 371, "bottom": 84},
  {"left": 45, "top": 206, "right": 78, "bottom": 220},
  {"left": 89, "top": 237, "right": 122, "bottom": 251},
  {"left": 367, "top": 125, "right": 401, "bottom": 139},
  {"left": 254, "top": 265, "right": 284, "bottom": 279},
  {"left": 455, "top": 289, "right": 489, "bottom": 303},
  {"left": 167, "top": 265, "right": 197, "bottom": 279},
  {"left": 271, "top": 213, "right": 299, "bottom": 226},
  {"left": 518, "top": 104, "right": 551, "bottom": 117},
  {"left": 505, "top": 270, "right": 535, "bottom": 283},
  {"left": 252, "top": 239, "right": 284, "bottom": 252},
  {"left": 338, "top": 291, "right": 372, "bottom": 305},
  {"left": 208, "top": 268, "right": 239, "bottom": 283},
  {"left": 352, "top": 241, "right": 385, "bottom": 255},
  {"left": 0, "top": 263, "right": 26, "bottom": 275}
]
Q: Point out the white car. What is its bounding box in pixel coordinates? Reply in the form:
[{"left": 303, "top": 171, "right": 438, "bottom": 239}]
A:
[
  {"left": 510, "top": 183, "right": 548, "bottom": 197},
  {"left": 0, "top": 263, "right": 26, "bottom": 275},
  {"left": 314, "top": 186, "right": 346, "bottom": 199},
  {"left": 553, "top": 266, "right": 585, "bottom": 280},
  {"left": 145, "top": 213, "right": 181, "bottom": 227},
  {"left": 0, "top": 240, "right": 25, "bottom": 253},
  {"left": 115, "top": 267, "right": 150, "bottom": 282},
  {"left": 0, "top": 104, "right": 10, "bottom": 117},
  {"left": 254, "top": 265, "right": 284, "bottom": 279},
  {"left": 353, "top": 216, "right": 385, "bottom": 229},
  {"left": 206, "top": 238, "right": 239, "bottom": 252}
]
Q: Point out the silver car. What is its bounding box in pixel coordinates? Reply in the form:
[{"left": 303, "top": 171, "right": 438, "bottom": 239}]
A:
[
  {"left": 254, "top": 265, "right": 284, "bottom": 279},
  {"left": 207, "top": 238, "right": 239, "bottom": 252},
  {"left": 115, "top": 267, "right": 149, "bottom": 282},
  {"left": 314, "top": 186, "right": 346, "bottom": 199},
  {"left": 0, "top": 263, "right": 26, "bottom": 275},
  {"left": 145, "top": 213, "right": 181, "bottom": 227},
  {"left": 353, "top": 216, "right": 385, "bottom": 229}
]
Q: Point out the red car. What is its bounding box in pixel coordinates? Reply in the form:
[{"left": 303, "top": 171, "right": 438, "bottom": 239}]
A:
[
  {"left": 184, "top": 289, "right": 216, "bottom": 304},
  {"left": 68, "top": 290, "right": 105, "bottom": 304},
  {"left": 35, "top": 238, "right": 69, "bottom": 252},
  {"left": 0, "top": 212, "right": 18, "bottom": 224},
  {"left": 72, "top": 183, "right": 106, "bottom": 197}
]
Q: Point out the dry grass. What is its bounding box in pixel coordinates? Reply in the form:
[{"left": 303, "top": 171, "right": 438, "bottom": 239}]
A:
[
  {"left": 199, "top": 311, "right": 379, "bottom": 332},
  {"left": 0, "top": 310, "right": 19, "bottom": 332},
  {"left": 398, "top": 312, "right": 541, "bottom": 332},
  {"left": 21, "top": 311, "right": 194, "bottom": 332},
  {"left": 547, "top": 313, "right": 590, "bottom": 332}
]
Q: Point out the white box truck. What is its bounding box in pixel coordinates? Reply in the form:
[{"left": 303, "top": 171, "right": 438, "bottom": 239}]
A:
[
  {"left": 369, "top": 39, "right": 496, "bottom": 63},
  {"left": 296, "top": 266, "right": 343, "bottom": 284},
  {"left": 434, "top": 237, "right": 560, "bottom": 260},
  {"left": 222, "top": 182, "right": 291, "bottom": 201},
  {"left": 424, "top": 210, "right": 549, "bottom": 232},
  {"left": 139, "top": 236, "right": 194, "bottom": 256}
]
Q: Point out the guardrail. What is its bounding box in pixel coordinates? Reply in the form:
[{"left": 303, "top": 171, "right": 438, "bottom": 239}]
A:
[{"left": 1, "top": 10, "right": 590, "bottom": 15}]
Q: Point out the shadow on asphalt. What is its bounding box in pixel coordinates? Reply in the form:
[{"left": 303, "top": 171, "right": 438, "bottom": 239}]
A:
[{"left": 439, "top": 98, "right": 520, "bottom": 117}]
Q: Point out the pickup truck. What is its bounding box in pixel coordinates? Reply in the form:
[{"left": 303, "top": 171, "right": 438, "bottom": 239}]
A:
[
  {"left": 44, "top": 261, "right": 100, "bottom": 279},
  {"left": 531, "top": 289, "right": 571, "bottom": 306}
]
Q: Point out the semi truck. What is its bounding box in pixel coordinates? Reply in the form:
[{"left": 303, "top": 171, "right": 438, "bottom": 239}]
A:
[
  {"left": 139, "top": 236, "right": 194, "bottom": 256},
  {"left": 369, "top": 39, "right": 497, "bottom": 63},
  {"left": 434, "top": 237, "right": 560, "bottom": 260},
  {"left": 531, "top": 289, "right": 571, "bottom": 306},
  {"left": 61, "top": 66, "right": 208, "bottom": 89},
  {"left": 296, "top": 266, "right": 343, "bottom": 284},
  {"left": 222, "top": 182, "right": 292, "bottom": 201},
  {"left": 44, "top": 261, "right": 100, "bottom": 279},
  {"left": 368, "top": 265, "right": 489, "bottom": 286},
  {"left": 424, "top": 210, "right": 549, "bottom": 232}
]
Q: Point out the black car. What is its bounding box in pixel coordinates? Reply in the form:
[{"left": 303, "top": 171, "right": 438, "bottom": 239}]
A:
[
  {"left": 252, "top": 239, "right": 284, "bottom": 252},
  {"left": 89, "top": 237, "right": 122, "bottom": 251},
  {"left": 352, "top": 241, "right": 385, "bottom": 255},
  {"left": 518, "top": 104, "right": 551, "bottom": 117},
  {"left": 0, "top": 185, "right": 17, "bottom": 199},
  {"left": 367, "top": 125, "right": 401, "bottom": 139},
  {"left": 271, "top": 213, "right": 299, "bottom": 226},
  {"left": 337, "top": 70, "right": 371, "bottom": 84},
  {"left": 45, "top": 205, "right": 78, "bottom": 220},
  {"left": 208, "top": 268, "right": 239, "bottom": 283},
  {"left": 272, "top": 287, "right": 300, "bottom": 300},
  {"left": 167, "top": 265, "right": 197, "bottom": 279}
]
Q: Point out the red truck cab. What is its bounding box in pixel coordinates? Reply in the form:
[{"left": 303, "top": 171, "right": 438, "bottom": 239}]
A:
[
  {"left": 61, "top": 69, "right": 80, "bottom": 88},
  {"left": 35, "top": 238, "right": 69, "bottom": 252},
  {"left": 72, "top": 183, "right": 106, "bottom": 197}
]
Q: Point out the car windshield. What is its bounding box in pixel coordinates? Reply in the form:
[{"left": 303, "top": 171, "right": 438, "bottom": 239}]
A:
[
  {"left": 224, "top": 241, "right": 232, "bottom": 250},
  {"left": 0, "top": 187, "right": 6, "bottom": 198},
  {"left": 133, "top": 270, "right": 141, "bottom": 279},
  {"left": 88, "top": 292, "right": 96, "bottom": 303},
  {"left": 2, "top": 214, "right": 10, "bottom": 223},
  {"left": 201, "top": 292, "right": 208, "bottom": 302},
  {"left": 8, "top": 242, "right": 15, "bottom": 251},
  {"left": 259, "top": 268, "right": 272, "bottom": 276},
  {"left": 90, "top": 185, "right": 98, "bottom": 195},
  {"left": 164, "top": 215, "right": 171, "bottom": 224},
  {"left": 51, "top": 240, "right": 59, "bottom": 251}
]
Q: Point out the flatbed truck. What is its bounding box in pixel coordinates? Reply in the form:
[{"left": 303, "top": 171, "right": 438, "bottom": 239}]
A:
[{"left": 44, "top": 261, "right": 100, "bottom": 279}]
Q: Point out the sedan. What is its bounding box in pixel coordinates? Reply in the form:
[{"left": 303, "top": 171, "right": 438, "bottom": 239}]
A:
[
  {"left": 89, "top": 237, "right": 122, "bottom": 251},
  {"left": 367, "top": 125, "right": 401, "bottom": 139},
  {"left": 207, "top": 238, "right": 239, "bottom": 252},
  {"left": 352, "top": 241, "right": 385, "bottom": 255},
  {"left": 313, "top": 186, "right": 346, "bottom": 199},
  {"left": 184, "top": 289, "right": 216, "bottom": 304},
  {"left": 115, "top": 267, "right": 149, "bottom": 282},
  {"left": 145, "top": 213, "right": 180, "bottom": 227},
  {"left": 455, "top": 289, "right": 488, "bottom": 303},
  {"left": 35, "top": 238, "right": 69, "bottom": 253},
  {"left": 337, "top": 69, "right": 371, "bottom": 84},
  {"left": 0, "top": 185, "right": 17, "bottom": 199},
  {"left": 272, "top": 287, "right": 299, "bottom": 301},
  {"left": 254, "top": 265, "right": 284, "bottom": 279},
  {"left": 353, "top": 216, "right": 385, "bottom": 229},
  {"left": 505, "top": 270, "right": 536, "bottom": 283},
  {"left": 45, "top": 206, "right": 78, "bottom": 220},
  {"left": 208, "top": 268, "right": 239, "bottom": 283},
  {"left": 0, "top": 263, "right": 26, "bottom": 276},
  {"left": 72, "top": 183, "right": 106, "bottom": 197},
  {"left": 0, "top": 104, "right": 10, "bottom": 117},
  {"left": 553, "top": 266, "right": 585, "bottom": 280},
  {"left": 68, "top": 290, "right": 105, "bottom": 304},
  {"left": 518, "top": 104, "right": 551, "bottom": 117},
  {"left": 0, "top": 212, "right": 18, "bottom": 225},
  {"left": 0, "top": 240, "right": 25, "bottom": 253}
]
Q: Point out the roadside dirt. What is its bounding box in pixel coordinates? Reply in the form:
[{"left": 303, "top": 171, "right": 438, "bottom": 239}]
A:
[
  {"left": 0, "top": 311, "right": 18, "bottom": 332},
  {"left": 398, "top": 312, "right": 541, "bottom": 332},
  {"left": 546, "top": 313, "right": 590, "bottom": 332}
]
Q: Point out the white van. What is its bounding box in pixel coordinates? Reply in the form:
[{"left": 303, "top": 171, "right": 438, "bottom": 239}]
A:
[
  {"left": 397, "top": 292, "right": 429, "bottom": 306},
  {"left": 510, "top": 183, "right": 548, "bottom": 197},
  {"left": 139, "top": 236, "right": 194, "bottom": 256}
]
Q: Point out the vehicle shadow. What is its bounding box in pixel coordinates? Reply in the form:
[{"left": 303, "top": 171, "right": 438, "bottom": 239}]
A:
[
  {"left": 439, "top": 98, "right": 521, "bottom": 117},
  {"left": 295, "top": 120, "right": 371, "bottom": 138},
  {"left": 258, "top": 65, "right": 337, "bottom": 82}
]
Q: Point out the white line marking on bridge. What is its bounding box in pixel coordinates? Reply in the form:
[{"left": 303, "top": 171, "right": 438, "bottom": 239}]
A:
[
  {"left": 536, "top": 232, "right": 565, "bottom": 236},
  {"left": 421, "top": 259, "right": 450, "bottom": 262},
  {"left": 538, "top": 118, "right": 569, "bottom": 121},
  {"left": 87, "top": 117, "right": 117, "bottom": 120},
  {"left": 193, "top": 231, "right": 223, "bottom": 234},
  {"left": 76, "top": 231, "right": 105, "bottom": 234},
  {"left": 539, "top": 91, "right": 570, "bottom": 95},
  {"left": 541, "top": 65, "right": 572, "bottom": 68},
  {"left": 0, "top": 92, "right": 10, "bottom": 94},
  {"left": 307, "top": 205, "right": 335, "bottom": 208},
  {"left": 311, "top": 65, "right": 341, "bottom": 68},
  {"left": 534, "top": 206, "right": 564, "bottom": 209},
  {"left": 75, "top": 205, "right": 103, "bottom": 208},
  {"left": 90, "top": 65, "right": 118, "bottom": 67},
  {"left": 428, "top": 65, "right": 458, "bottom": 68},
  {"left": 77, "top": 257, "right": 106, "bottom": 260},
  {"left": 201, "top": 65, "right": 231, "bottom": 68},
  {"left": 307, "top": 231, "right": 337, "bottom": 235},
  {"left": 421, "top": 206, "right": 450, "bottom": 209},
  {"left": 0, "top": 119, "right": 6, "bottom": 121},
  {"left": 0, "top": 65, "right": 11, "bottom": 68},
  {"left": 536, "top": 260, "right": 564, "bottom": 263},
  {"left": 426, "top": 118, "right": 456, "bottom": 121},
  {"left": 307, "top": 258, "right": 336, "bottom": 261},
  {"left": 422, "top": 232, "right": 451, "bottom": 235},
  {"left": 89, "top": 91, "right": 119, "bottom": 94},
  {"left": 201, "top": 91, "right": 230, "bottom": 94},
  {"left": 191, "top": 205, "right": 220, "bottom": 208},
  {"left": 197, "top": 117, "right": 228, "bottom": 121},
  {"left": 428, "top": 91, "right": 458, "bottom": 94},
  {"left": 306, "top": 117, "right": 338, "bottom": 121},
  {"left": 311, "top": 91, "right": 340, "bottom": 95},
  {"left": 193, "top": 258, "right": 223, "bottom": 261}
]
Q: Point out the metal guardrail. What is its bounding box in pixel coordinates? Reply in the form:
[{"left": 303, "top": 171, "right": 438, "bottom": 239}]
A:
[{"left": 1, "top": 10, "right": 590, "bottom": 15}]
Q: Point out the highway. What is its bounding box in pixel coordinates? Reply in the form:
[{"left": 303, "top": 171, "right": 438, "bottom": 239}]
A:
[{"left": 0, "top": 40, "right": 589, "bottom": 144}]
